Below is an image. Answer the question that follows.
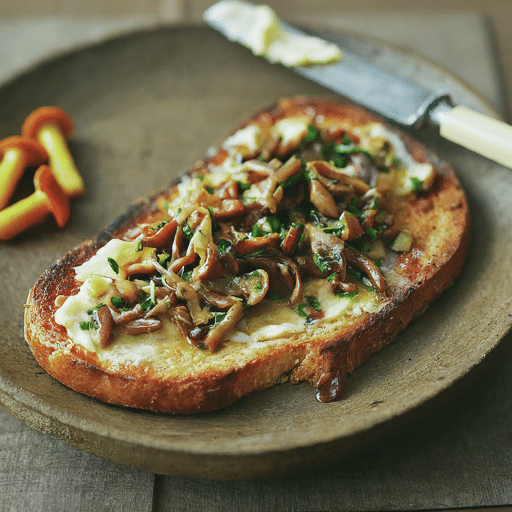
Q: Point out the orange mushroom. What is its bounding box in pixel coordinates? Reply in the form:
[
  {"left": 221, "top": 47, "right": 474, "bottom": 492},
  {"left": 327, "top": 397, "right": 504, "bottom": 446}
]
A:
[
  {"left": 0, "top": 135, "right": 48, "bottom": 210},
  {"left": 0, "top": 164, "right": 70, "bottom": 240},
  {"left": 22, "top": 106, "right": 85, "bottom": 197}
]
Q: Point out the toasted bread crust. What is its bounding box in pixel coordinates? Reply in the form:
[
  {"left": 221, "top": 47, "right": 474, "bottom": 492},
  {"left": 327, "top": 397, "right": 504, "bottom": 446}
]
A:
[{"left": 24, "top": 97, "right": 469, "bottom": 414}]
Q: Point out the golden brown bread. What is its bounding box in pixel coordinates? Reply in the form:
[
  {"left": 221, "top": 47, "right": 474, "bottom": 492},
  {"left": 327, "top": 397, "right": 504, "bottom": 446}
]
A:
[{"left": 24, "top": 97, "right": 470, "bottom": 414}]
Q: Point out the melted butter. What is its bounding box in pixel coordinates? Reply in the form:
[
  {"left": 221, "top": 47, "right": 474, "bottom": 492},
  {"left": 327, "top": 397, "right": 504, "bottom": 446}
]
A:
[
  {"left": 222, "top": 124, "right": 263, "bottom": 155},
  {"left": 55, "top": 271, "right": 385, "bottom": 360},
  {"left": 272, "top": 116, "right": 311, "bottom": 147},
  {"left": 203, "top": 0, "right": 342, "bottom": 67},
  {"left": 74, "top": 239, "right": 154, "bottom": 282},
  {"left": 54, "top": 276, "right": 111, "bottom": 352}
]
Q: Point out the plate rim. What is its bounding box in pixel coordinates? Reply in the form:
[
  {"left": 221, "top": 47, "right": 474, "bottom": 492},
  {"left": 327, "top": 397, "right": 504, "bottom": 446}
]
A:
[{"left": 0, "top": 23, "right": 508, "bottom": 478}]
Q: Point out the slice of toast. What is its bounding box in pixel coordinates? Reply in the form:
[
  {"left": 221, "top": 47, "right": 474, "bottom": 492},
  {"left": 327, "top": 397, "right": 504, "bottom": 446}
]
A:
[{"left": 24, "top": 97, "right": 469, "bottom": 414}]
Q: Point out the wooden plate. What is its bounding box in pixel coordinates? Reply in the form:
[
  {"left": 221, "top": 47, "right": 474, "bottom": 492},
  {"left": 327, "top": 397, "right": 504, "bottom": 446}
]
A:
[{"left": 0, "top": 25, "right": 510, "bottom": 480}]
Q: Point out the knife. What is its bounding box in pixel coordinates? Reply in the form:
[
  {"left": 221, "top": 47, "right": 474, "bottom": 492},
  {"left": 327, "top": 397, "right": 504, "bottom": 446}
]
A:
[{"left": 204, "top": 1, "right": 512, "bottom": 168}]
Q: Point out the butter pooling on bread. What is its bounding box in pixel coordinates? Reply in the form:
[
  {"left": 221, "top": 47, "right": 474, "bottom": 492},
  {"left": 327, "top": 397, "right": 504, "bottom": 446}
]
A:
[{"left": 24, "top": 97, "right": 469, "bottom": 413}]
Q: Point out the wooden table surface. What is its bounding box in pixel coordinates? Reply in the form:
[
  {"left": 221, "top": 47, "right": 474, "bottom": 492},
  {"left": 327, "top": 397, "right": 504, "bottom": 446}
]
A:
[{"left": 1, "top": 6, "right": 512, "bottom": 512}]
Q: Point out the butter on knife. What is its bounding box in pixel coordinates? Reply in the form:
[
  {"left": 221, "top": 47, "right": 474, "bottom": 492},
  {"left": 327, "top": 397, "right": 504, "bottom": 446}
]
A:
[{"left": 203, "top": 0, "right": 342, "bottom": 67}]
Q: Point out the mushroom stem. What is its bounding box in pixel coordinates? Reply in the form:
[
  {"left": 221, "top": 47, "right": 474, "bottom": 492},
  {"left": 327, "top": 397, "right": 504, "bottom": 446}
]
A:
[
  {"left": 0, "top": 136, "right": 48, "bottom": 210},
  {"left": 37, "top": 122, "right": 84, "bottom": 197},
  {"left": 0, "top": 165, "right": 70, "bottom": 240},
  {"left": 0, "top": 192, "right": 49, "bottom": 240},
  {"left": 0, "top": 150, "right": 25, "bottom": 210},
  {"left": 22, "top": 106, "right": 85, "bottom": 197}
]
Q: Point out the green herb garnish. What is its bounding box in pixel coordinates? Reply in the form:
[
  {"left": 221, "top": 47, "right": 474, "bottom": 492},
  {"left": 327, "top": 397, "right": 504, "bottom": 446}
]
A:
[
  {"left": 326, "top": 272, "right": 337, "bottom": 282},
  {"left": 279, "top": 172, "right": 303, "bottom": 188},
  {"left": 217, "top": 239, "right": 232, "bottom": 255},
  {"left": 79, "top": 320, "right": 96, "bottom": 331},
  {"left": 347, "top": 198, "right": 362, "bottom": 218},
  {"left": 299, "top": 125, "right": 320, "bottom": 147},
  {"left": 181, "top": 270, "right": 193, "bottom": 282},
  {"left": 411, "top": 177, "right": 423, "bottom": 193},
  {"left": 294, "top": 303, "right": 308, "bottom": 318},
  {"left": 111, "top": 296, "right": 125, "bottom": 308},
  {"left": 336, "top": 288, "right": 359, "bottom": 300},
  {"left": 107, "top": 257, "right": 119, "bottom": 274},
  {"left": 323, "top": 219, "right": 347, "bottom": 237},
  {"left": 212, "top": 312, "right": 227, "bottom": 325},
  {"left": 266, "top": 215, "right": 281, "bottom": 233},
  {"left": 304, "top": 167, "right": 318, "bottom": 182},
  {"left": 313, "top": 253, "right": 330, "bottom": 273},
  {"left": 366, "top": 227, "right": 378, "bottom": 240},
  {"left": 251, "top": 224, "right": 264, "bottom": 237},
  {"left": 158, "top": 252, "right": 172, "bottom": 268},
  {"left": 139, "top": 295, "right": 155, "bottom": 312},
  {"left": 237, "top": 181, "right": 251, "bottom": 192},
  {"left": 182, "top": 220, "right": 194, "bottom": 240},
  {"left": 306, "top": 295, "right": 321, "bottom": 311}
]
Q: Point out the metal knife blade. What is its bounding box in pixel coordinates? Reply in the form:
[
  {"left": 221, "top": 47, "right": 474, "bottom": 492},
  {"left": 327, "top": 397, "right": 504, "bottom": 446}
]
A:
[
  {"left": 281, "top": 21, "right": 451, "bottom": 129},
  {"left": 204, "top": 1, "right": 512, "bottom": 168}
]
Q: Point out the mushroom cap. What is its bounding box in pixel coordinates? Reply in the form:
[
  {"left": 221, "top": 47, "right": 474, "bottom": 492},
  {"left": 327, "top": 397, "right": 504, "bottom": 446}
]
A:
[
  {"left": 0, "top": 135, "right": 48, "bottom": 165},
  {"left": 34, "top": 165, "right": 71, "bottom": 228},
  {"left": 21, "top": 106, "right": 74, "bottom": 140}
]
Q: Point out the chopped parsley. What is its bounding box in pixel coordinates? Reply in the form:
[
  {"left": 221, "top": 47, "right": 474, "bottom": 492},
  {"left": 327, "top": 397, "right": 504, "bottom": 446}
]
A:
[
  {"left": 326, "top": 272, "right": 337, "bottom": 282},
  {"left": 251, "top": 224, "right": 264, "bottom": 238},
  {"left": 313, "top": 253, "right": 330, "bottom": 273},
  {"left": 110, "top": 296, "right": 126, "bottom": 309},
  {"left": 279, "top": 172, "right": 302, "bottom": 188},
  {"left": 366, "top": 227, "right": 378, "bottom": 240},
  {"left": 216, "top": 239, "right": 232, "bottom": 255},
  {"left": 139, "top": 295, "right": 155, "bottom": 312},
  {"left": 336, "top": 288, "right": 359, "bottom": 300},
  {"left": 304, "top": 167, "right": 318, "bottom": 182},
  {"left": 212, "top": 312, "right": 227, "bottom": 325},
  {"left": 294, "top": 303, "right": 308, "bottom": 318},
  {"left": 182, "top": 220, "right": 194, "bottom": 240},
  {"left": 266, "top": 215, "right": 281, "bottom": 233},
  {"left": 107, "top": 257, "right": 119, "bottom": 274},
  {"left": 237, "top": 181, "right": 251, "bottom": 192},
  {"left": 411, "top": 177, "right": 423, "bottom": 193},
  {"left": 299, "top": 125, "right": 320, "bottom": 147},
  {"left": 79, "top": 320, "right": 96, "bottom": 331},
  {"left": 347, "top": 198, "right": 362, "bottom": 218},
  {"left": 306, "top": 295, "right": 321, "bottom": 311},
  {"left": 323, "top": 219, "right": 346, "bottom": 237},
  {"left": 181, "top": 270, "right": 193, "bottom": 282},
  {"left": 294, "top": 303, "right": 313, "bottom": 325},
  {"left": 321, "top": 135, "right": 372, "bottom": 168}
]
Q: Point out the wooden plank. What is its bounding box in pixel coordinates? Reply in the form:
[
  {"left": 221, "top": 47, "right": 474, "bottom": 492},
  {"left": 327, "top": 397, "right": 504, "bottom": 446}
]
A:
[
  {"left": 0, "top": 407, "right": 155, "bottom": 512},
  {"left": 153, "top": 339, "right": 512, "bottom": 511}
]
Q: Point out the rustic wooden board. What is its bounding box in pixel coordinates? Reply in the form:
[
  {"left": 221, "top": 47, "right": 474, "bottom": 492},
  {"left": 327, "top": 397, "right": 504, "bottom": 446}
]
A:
[
  {"left": 1, "top": 13, "right": 512, "bottom": 512},
  {"left": 153, "top": 337, "right": 512, "bottom": 510},
  {"left": 0, "top": 406, "right": 154, "bottom": 512},
  {"left": 0, "top": 25, "right": 511, "bottom": 481}
]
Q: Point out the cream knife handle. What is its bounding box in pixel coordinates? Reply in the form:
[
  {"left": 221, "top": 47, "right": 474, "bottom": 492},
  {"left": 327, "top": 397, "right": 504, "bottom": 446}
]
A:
[{"left": 439, "top": 105, "right": 512, "bottom": 168}]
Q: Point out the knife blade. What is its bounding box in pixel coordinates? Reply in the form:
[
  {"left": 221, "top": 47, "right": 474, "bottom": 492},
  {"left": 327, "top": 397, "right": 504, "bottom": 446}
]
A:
[{"left": 204, "top": 1, "right": 512, "bottom": 168}]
